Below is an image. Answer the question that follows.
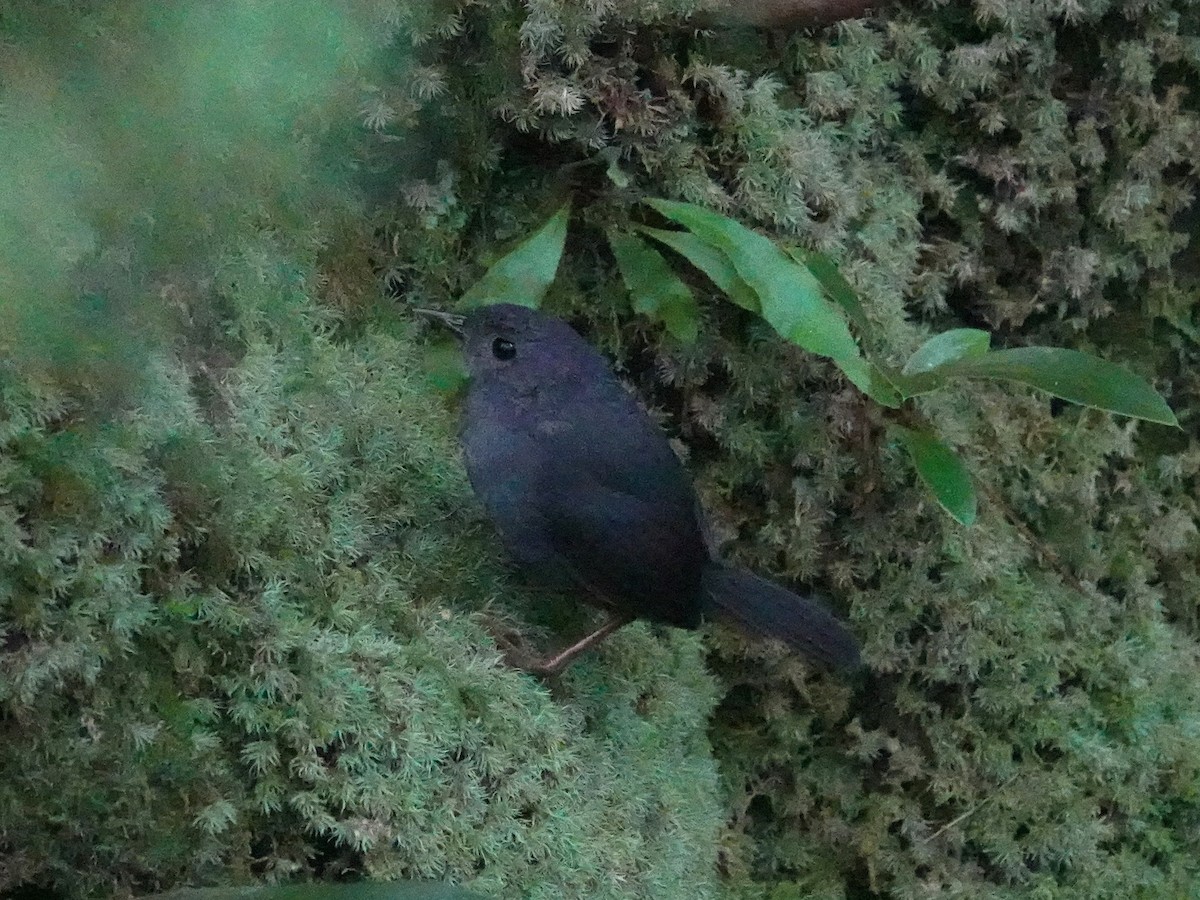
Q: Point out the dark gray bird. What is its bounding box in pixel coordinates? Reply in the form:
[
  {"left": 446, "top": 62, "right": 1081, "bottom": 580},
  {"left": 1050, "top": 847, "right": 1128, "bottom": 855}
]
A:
[{"left": 421, "top": 303, "right": 860, "bottom": 675}]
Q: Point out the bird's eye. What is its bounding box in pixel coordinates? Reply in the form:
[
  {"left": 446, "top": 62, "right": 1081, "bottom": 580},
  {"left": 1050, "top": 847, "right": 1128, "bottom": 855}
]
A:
[{"left": 492, "top": 337, "right": 516, "bottom": 361}]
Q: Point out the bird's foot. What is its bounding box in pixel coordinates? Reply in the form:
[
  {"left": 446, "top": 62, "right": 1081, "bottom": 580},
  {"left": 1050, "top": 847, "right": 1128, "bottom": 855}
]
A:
[
  {"left": 520, "top": 614, "right": 634, "bottom": 678},
  {"left": 482, "top": 611, "right": 634, "bottom": 678}
]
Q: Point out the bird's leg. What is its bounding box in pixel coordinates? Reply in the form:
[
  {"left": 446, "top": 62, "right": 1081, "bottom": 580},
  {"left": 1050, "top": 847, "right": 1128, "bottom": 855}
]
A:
[{"left": 524, "top": 613, "right": 633, "bottom": 677}]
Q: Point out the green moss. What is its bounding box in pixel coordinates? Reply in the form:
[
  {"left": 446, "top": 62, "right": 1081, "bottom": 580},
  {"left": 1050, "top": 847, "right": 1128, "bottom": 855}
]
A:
[
  {"left": 0, "top": 268, "right": 722, "bottom": 898},
  {"left": 2, "top": 0, "right": 1200, "bottom": 896}
]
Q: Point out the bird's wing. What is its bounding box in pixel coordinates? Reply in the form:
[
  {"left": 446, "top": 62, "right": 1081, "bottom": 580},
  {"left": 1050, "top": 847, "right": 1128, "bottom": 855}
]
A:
[
  {"left": 540, "top": 474, "right": 707, "bottom": 628},
  {"left": 463, "top": 377, "right": 710, "bottom": 627},
  {"left": 529, "top": 401, "right": 709, "bottom": 627}
]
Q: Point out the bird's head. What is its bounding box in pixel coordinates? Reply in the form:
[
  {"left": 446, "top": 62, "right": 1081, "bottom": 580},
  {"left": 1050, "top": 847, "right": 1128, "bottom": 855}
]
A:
[{"left": 418, "top": 303, "right": 608, "bottom": 388}]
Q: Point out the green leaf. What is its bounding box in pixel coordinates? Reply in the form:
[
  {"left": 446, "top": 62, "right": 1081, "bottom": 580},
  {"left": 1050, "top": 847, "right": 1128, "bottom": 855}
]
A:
[
  {"left": 898, "top": 328, "right": 992, "bottom": 396},
  {"left": 902, "top": 329, "right": 991, "bottom": 377},
  {"left": 791, "top": 249, "right": 869, "bottom": 333},
  {"left": 838, "top": 355, "right": 904, "bottom": 408},
  {"left": 608, "top": 229, "right": 699, "bottom": 342},
  {"left": 943, "top": 347, "right": 1178, "bottom": 426},
  {"left": 893, "top": 426, "right": 978, "bottom": 526},
  {"left": 645, "top": 199, "right": 860, "bottom": 362},
  {"left": 422, "top": 342, "right": 467, "bottom": 393},
  {"left": 637, "top": 226, "right": 760, "bottom": 313},
  {"left": 787, "top": 248, "right": 905, "bottom": 406},
  {"left": 460, "top": 203, "right": 569, "bottom": 309},
  {"left": 640, "top": 204, "right": 899, "bottom": 406}
]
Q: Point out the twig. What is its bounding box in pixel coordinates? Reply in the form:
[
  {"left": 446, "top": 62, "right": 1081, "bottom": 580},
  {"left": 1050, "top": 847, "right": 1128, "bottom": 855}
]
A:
[{"left": 923, "top": 774, "right": 1019, "bottom": 843}]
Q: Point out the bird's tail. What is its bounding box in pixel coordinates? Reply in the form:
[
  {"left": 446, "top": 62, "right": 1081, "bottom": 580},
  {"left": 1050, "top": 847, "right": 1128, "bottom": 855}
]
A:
[{"left": 701, "top": 562, "right": 861, "bottom": 670}]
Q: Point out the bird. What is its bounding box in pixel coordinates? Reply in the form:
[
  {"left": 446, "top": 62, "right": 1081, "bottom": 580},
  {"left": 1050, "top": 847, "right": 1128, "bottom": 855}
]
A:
[{"left": 418, "top": 303, "right": 861, "bottom": 675}]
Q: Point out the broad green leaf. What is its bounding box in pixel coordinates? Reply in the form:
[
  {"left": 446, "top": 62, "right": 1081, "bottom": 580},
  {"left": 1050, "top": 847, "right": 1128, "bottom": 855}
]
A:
[
  {"left": 460, "top": 203, "right": 569, "bottom": 308},
  {"left": 608, "top": 229, "right": 699, "bottom": 342},
  {"left": 791, "top": 249, "right": 869, "bottom": 333},
  {"left": 838, "top": 354, "right": 903, "bottom": 408},
  {"left": 142, "top": 880, "right": 487, "bottom": 900},
  {"left": 422, "top": 342, "right": 467, "bottom": 393},
  {"left": 902, "top": 329, "right": 991, "bottom": 377},
  {"left": 638, "top": 225, "right": 902, "bottom": 405},
  {"left": 640, "top": 204, "right": 897, "bottom": 405},
  {"left": 898, "top": 328, "right": 992, "bottom": 396},
  {"left": 646, "top": 199, "right": 861, "bottom": 363},
  {"left": 893, "top": 426, "right": 978, "bottom": 525},
  {"left": 943, "top": 347, "right": 1178, "bottom": 426},
  {"left": 787, "top": 248, "right": 905, "bottom": 405},
  {"left": 637, "top": 226, "right": 759, "bottom": 313}
]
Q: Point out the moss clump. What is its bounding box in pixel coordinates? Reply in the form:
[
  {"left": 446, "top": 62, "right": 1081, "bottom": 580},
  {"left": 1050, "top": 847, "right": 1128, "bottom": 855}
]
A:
[
  {"left": 0, "top": 266, "right": 723, "bottom": 898},
  {"left": 3, "top": 0, "right": 1200, "bottom": 897}
]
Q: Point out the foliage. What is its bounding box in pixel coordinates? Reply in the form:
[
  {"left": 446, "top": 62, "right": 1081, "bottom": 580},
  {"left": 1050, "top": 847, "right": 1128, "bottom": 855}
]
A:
[
  {"left": 609, "top": 228, "right": 701, "bottom": 343},
  {"left": 455, "top": 203, "right": 1175, "bottom": 523},
  {"left": 3, "top": 0, "right": 1200, "bottom": 898},
  {"left": 459, "top": 204, "right": 570, "bottom": 309},
  {"left": 891, "top": 425, "right": 978, "bottom": 525}
]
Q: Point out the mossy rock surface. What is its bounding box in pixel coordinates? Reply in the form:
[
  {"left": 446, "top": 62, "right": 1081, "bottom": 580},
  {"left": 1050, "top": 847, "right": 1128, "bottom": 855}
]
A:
[{"left": 2, "top": 0, "right": 1199, "bottom": 897}]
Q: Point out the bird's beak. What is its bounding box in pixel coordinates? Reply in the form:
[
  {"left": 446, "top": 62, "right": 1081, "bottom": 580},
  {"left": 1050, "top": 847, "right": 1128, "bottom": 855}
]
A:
[{"left": 413, "top": 307, "right": 466, "bottom": 338}]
